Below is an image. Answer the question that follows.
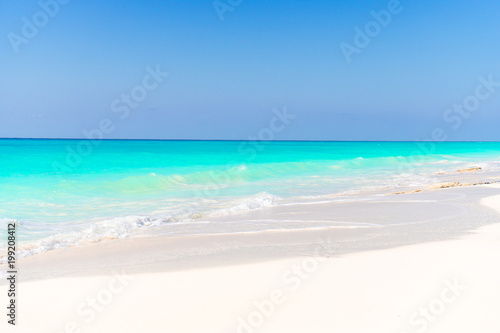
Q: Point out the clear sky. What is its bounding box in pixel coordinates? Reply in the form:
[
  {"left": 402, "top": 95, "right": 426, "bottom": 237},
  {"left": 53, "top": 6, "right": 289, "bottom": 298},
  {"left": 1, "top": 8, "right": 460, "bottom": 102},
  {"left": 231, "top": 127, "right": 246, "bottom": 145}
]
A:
[{"left": 1, "top": 0, "right": 499, "bottom": 140}]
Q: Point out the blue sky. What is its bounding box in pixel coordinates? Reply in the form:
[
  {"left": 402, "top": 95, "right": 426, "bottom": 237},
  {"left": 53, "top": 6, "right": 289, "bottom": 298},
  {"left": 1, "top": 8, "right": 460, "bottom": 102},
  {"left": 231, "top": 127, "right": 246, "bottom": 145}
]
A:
[{"left": 1, "top": 0, "right": 499, "bottom": 140}]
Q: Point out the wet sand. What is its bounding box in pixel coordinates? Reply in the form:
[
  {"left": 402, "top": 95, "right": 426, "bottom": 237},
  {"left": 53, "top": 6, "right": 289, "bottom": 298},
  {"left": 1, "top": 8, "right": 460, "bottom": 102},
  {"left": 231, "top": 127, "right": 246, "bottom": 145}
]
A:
[{"left": 1, "top": 184, "right": 500, "bottom": 332}]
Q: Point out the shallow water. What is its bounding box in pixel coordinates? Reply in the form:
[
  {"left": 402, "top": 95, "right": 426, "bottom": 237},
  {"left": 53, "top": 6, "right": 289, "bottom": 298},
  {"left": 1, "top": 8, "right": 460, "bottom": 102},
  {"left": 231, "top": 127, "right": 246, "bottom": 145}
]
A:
[{"left": 1, "top": 139, "right": 500, "bottom": 259}]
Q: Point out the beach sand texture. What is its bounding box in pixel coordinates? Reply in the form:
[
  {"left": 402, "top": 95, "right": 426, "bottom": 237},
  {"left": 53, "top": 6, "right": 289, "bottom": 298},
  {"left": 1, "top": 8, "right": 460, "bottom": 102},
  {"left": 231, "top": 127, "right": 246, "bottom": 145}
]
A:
[{"left": 1, "top": 184, "right": 499, "bottom": 332}]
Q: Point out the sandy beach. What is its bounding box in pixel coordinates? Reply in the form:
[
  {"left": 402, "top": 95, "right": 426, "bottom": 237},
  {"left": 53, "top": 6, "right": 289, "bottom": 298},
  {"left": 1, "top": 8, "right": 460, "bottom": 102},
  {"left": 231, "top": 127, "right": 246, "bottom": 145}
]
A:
[
  {"left": 3, "top": 0, "right": 500, "bottom": 331},
  {"left": 0, "top": 183, "right": 499, "bottom": 332}
]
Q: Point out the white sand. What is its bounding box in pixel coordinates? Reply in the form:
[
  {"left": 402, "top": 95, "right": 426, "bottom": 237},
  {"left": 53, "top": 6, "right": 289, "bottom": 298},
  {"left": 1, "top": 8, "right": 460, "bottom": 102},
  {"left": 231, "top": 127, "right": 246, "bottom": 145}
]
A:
[{"left": 1, "top": 185, "right": 500, "bottom": 332}]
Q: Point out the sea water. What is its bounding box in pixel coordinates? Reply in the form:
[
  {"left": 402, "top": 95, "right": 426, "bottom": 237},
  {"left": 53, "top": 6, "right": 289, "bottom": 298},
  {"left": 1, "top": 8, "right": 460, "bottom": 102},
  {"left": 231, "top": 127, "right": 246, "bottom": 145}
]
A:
[{"left": 1, "top": 139, "right": 500, "bottom": 259}]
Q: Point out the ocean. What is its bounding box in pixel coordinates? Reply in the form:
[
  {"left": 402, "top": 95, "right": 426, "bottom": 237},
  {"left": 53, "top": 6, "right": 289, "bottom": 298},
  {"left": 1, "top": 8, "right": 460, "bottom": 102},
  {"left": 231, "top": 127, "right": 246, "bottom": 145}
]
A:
[{"left": 1, "top": 139, "right": 500, "bottom": 259}]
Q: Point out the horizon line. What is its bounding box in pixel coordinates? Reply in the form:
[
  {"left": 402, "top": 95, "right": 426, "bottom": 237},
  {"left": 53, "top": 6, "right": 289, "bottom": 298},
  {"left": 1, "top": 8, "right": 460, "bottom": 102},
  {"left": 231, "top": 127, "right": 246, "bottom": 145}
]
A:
[{"left": 1, "top": 138, "right": 500, "bottom": 143}]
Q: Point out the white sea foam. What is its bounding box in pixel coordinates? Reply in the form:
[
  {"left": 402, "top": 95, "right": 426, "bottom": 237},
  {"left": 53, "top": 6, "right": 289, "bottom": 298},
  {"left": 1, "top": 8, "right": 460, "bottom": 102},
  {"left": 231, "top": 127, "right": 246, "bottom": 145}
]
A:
[
  {"left": 4, "top": 216, "right": 164, "bottom": 261},
  {"left": 207, "top": 192, "right": 280, "bottom": 217},
  {"left": 0, "top": 192, "right": 282, "bottom": 261}
]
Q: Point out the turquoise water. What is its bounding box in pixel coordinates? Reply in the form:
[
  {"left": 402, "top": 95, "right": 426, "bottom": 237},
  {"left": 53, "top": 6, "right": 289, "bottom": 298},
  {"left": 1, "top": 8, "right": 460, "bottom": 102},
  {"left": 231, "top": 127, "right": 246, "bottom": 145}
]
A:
[{"left": 1, "top": 139, "right": 500, "bottom": 257}]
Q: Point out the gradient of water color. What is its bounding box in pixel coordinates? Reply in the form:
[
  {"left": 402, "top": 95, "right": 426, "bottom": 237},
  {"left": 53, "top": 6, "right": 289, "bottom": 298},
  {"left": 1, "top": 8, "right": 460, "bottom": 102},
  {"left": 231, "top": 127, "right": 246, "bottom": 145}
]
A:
[{"left": 1, "top": 139, "right": 500, "bottom": 258}]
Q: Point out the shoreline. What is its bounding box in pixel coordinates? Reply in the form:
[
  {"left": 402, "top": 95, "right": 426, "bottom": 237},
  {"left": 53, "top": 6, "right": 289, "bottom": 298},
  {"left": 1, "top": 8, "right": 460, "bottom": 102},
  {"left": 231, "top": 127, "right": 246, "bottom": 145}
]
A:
[
  {"left": 3, "top": 166, "right": 500, "bottom": 265},
  {"left": 2, "top": 183, "right": 500, "bottom": 281},
  {"left": 1, "top": 184, "right": 499, "bottom": 332}
]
